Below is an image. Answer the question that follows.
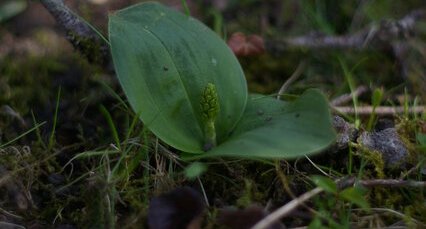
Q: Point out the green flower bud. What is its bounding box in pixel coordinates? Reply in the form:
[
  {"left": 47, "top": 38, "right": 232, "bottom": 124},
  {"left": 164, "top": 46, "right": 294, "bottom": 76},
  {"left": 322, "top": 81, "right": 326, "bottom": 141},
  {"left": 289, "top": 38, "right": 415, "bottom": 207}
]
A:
[
  {"left": 200, "top": 83, "right": 219, "bottom": 151},
  {"left": 200, "top": 83, "right": 219, "bottom": 121}
]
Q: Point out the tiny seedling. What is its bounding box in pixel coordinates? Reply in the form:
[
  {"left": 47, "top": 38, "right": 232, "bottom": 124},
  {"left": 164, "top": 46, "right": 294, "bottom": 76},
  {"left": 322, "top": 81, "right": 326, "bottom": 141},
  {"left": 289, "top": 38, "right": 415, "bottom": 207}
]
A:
[{"left": 108, "top": 2, "right": 336, "bottom": 159}]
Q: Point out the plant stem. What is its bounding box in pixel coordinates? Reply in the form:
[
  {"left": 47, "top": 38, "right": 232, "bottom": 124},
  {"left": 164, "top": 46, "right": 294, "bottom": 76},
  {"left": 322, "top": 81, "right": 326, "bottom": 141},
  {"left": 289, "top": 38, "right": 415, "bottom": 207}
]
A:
[{"left": 203, "top": 120, "right": 216, "bottom": 151}]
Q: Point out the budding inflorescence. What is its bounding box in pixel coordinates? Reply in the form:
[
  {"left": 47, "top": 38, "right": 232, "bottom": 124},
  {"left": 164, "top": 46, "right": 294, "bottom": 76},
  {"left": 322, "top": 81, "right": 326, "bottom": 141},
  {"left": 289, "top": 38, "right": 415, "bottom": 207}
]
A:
[
  {"left": 200, "top": 83, "right": 220, "bottom": 151},
  {"left": 200, "top": 83, "right": 219, "bottom": 122}
]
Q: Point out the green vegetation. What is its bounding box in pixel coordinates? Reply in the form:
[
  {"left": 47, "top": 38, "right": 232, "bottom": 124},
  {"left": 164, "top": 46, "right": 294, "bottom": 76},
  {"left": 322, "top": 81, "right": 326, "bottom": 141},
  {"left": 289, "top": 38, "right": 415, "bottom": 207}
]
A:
[
  {"left": 109, "top": 2, "right": 335, "bottom": 159},
  {"left": 0, "top": 0, "right": 425, "bottom": 228}
]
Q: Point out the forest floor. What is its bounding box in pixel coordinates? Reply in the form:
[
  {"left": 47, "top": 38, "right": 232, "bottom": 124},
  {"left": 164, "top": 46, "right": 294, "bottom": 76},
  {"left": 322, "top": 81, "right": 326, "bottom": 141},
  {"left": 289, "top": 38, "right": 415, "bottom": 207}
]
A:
[{"left": 0, "top": 0, "right": 425, "bottom": 228}]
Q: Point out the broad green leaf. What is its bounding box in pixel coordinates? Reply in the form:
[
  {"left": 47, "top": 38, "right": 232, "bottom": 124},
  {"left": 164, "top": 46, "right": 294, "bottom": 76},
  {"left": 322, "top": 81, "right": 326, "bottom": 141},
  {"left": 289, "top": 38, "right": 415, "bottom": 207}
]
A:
[
  {"left": 339, "top": 187, "right": 369, "bottom": 209},
  {"left": 109, "top": 2, "right": 247, "bottom": 153},
  {"left": 311, "top": 175, "right": 337, "bottom": 194},
  {"left": 186, "top": 89, "right": 336, "bottom": 159}
]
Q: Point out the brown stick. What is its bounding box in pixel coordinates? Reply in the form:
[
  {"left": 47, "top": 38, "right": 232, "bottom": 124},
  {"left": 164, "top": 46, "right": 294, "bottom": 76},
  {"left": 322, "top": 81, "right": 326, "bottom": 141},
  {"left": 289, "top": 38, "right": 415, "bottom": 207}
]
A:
[
  {"left": 251, "top": 187, "right": 323, "bottom": 229},
  {"left": 331, "top": 86, "right": 369, "bottom": 106},
  {"left": 360, "top": 179, "right": 426, "bottom": 188},
  {"left": 333, "top": 106, "right": 425, "bottom": 115},
  {"left": 266, "top": 9, "right": 425, "bottom": 52},
  {"left": 339, "top": 177, "right": 426, "bottom": 189}
]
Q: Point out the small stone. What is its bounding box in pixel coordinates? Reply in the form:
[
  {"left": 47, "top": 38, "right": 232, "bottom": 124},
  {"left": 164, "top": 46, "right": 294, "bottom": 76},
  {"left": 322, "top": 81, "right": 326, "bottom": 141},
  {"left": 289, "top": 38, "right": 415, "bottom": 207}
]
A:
[
  {"left": 358, "top": 128, "right": 409, "bottom": 167},
  {"left": 332, "top": 116, "right": 358, "bottom": 149}
]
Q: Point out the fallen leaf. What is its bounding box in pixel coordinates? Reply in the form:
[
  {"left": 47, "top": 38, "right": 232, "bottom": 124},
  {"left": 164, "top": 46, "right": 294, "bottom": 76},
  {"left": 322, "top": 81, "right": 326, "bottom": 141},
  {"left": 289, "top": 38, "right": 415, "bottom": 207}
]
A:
[{"left": 227, "top": 32, "right": 265, "bottom": 57}]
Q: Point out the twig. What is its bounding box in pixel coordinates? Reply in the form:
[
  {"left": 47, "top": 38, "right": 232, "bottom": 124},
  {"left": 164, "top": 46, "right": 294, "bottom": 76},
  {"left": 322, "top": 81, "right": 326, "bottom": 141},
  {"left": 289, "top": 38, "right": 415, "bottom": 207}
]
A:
[
  {"left": 331, "top": 86, "right": 369, "bottom": 106},
  {"left": 304, "top": 156, "right": 333, "bottom": 178},
  {"left": 360, "top": 179, "right": 426, "bottom": 188},
  {"left": 277, "top": 61, "right": 307, "bottom": 99},
  {"left": 251, "top": 187, "right": 323, "bottom": 229},
  {"left": 266, "top": 9, "right": 425, "bottom": 52},
  {"left": 197, "top": 178, "right": 210, "bottom": 207},
  {"left": 251, "top": 177, "right": 426, "bottom": 229},
  {"left": 338, "top": 176, "right": 426, "bottom": 189},
  {"left": 333, "top": 106, "right": 425, "bottom": 115},
  {"left": 0, "top": 206, "right": 23, "bottom": 220}
]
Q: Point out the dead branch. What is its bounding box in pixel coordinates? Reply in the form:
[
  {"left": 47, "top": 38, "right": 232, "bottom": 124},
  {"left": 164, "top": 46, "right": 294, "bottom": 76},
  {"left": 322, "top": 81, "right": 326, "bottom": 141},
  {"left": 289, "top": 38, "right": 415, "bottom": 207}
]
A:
[
  {"left": 360, "top": 179, "right": 426, "bottom": 188},
  {"left": 331, "top": 86, "right": 369, "bottom": 106},
  {"left": 339, "top": 177, "right": 426, "bottom": 189},
  {"left": 40, "top": 0, "right": 109, "bottom": 64},
  {"left": 266, "top": 9, "right": 425, "bottom": 51},
  {"left": 333, "top": 105, "right": 425, "bottom": 115}
]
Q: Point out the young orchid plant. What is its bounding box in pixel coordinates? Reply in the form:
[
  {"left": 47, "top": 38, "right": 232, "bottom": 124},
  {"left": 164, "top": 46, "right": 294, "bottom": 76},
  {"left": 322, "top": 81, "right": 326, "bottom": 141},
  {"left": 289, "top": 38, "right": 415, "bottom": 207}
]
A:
[{"left": 109, "top": 2, "right": 336, "bottom": 160}]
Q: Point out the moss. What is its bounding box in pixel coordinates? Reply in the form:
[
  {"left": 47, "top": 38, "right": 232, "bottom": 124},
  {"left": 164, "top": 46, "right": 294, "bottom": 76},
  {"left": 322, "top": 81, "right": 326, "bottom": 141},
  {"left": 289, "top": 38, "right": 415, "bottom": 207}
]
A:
[
  {"left": 0, "top": 56, "right": 62, "bottom": 114},
  {"left": 66, "top": 30, "right": 108, "bottom": 65},
  {"left": 404, "top": 201, "right": 426, "bottom": 223},
  {"left": 80, "top": 175, "right": 112, "bottom": 229},
  {"left": 395, "top": 118, "right": 425, "bottom": 165},
  {"left": 354, "top": 145, "right": 386, "bottom": 178}
]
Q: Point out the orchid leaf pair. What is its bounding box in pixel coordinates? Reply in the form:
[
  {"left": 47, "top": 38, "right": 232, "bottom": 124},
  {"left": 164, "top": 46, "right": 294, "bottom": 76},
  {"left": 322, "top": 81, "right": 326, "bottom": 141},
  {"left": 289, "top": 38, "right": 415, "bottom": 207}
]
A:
[{"left": 109, "top": 2, "right": 336, "bottom": 159}]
